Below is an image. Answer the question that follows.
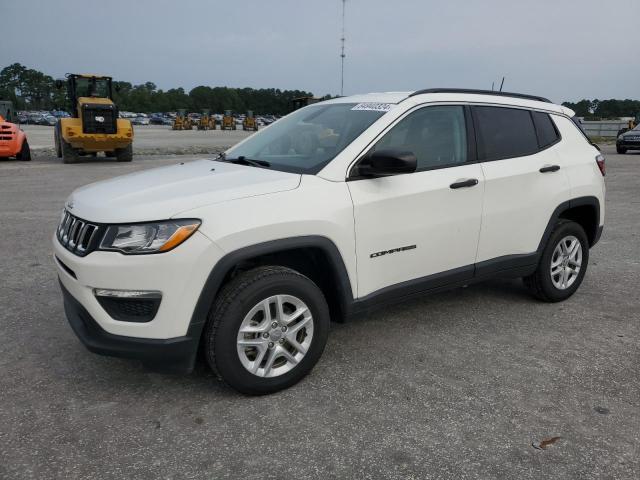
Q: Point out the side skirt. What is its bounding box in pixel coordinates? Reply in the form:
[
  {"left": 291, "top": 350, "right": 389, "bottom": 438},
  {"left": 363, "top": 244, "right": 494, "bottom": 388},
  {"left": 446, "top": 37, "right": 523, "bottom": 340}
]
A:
[{"left": 346, "top": 253, "right": 539, "bottom": 317}]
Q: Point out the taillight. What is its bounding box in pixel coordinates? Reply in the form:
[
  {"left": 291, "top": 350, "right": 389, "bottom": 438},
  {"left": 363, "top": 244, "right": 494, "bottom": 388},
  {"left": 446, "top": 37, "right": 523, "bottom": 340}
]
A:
[{"left": 596, "top": 154, "right": 605, "bottom": 176}]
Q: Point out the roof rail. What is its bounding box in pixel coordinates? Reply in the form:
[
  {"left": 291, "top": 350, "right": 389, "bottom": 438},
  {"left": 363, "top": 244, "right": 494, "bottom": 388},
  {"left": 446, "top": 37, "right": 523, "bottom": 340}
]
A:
[{"left": 409, "top": 88, "right": 551, "bottom": 103}]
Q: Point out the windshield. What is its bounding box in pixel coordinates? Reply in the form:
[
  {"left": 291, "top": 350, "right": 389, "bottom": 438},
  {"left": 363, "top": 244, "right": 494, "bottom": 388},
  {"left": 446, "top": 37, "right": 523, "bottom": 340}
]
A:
[
  {"left": 224, "top": 103, "right": 387, "bottom": 174},
  {"left": 75, "top": 77, "right": 110, "bottom": 98}
]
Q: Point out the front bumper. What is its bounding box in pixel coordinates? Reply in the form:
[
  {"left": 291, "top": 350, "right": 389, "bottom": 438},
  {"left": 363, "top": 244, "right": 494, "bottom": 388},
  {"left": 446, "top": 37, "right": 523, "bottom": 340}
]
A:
[
  {"left": 54, "top": 230, "right": 223, "bottom": 339},
  {"left": 617, "top": 140, "right": 640, "bottom": 150},
  {"left": 60, "top": 281, "right": 200, "bottom": 373}
]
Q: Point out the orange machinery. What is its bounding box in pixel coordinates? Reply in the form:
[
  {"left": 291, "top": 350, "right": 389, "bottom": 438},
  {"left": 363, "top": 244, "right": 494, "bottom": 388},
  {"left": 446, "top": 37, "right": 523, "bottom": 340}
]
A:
[{"left": 0, "top": 114, "right": 31, "bottom": 160}]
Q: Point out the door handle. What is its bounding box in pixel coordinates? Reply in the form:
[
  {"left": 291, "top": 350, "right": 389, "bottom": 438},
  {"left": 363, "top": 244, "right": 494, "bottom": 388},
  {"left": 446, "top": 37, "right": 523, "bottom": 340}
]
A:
[
  {"left": 450, "top": 178, "right": 479, "bottom": 189},
  {"left": 539, "top": 165, "right": 560, "bottom": 173}
]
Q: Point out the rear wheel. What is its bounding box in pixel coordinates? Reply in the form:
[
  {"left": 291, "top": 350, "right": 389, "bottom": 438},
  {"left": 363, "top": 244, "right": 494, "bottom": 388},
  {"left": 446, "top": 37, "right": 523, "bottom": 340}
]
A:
[
  {"left": 204, "top": 266, "right": 330, "bottom": 395},
  {"left": 16, "top": 140, "right": 31, "bottom": 161},
  {"left": 524, "top": 220, "right": 589, "bottom": 302},
  {"left": 61, "top": 140, "right": 79, "bottom": 164},
  {"left": 115, "top": 144, "right": 133, "bottom": 162}
]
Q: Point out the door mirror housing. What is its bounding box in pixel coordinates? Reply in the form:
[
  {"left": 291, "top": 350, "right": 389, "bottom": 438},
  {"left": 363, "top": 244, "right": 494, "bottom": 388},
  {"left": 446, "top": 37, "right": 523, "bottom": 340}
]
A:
[{"left": 355, "top": 149, "right": 417, "bottom": 178}]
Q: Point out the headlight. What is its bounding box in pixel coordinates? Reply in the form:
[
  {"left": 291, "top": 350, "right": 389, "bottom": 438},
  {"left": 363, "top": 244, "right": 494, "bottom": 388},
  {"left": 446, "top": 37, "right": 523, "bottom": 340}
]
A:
[{"left": 99, "top": 219, "right": 201, "bottom": 254}]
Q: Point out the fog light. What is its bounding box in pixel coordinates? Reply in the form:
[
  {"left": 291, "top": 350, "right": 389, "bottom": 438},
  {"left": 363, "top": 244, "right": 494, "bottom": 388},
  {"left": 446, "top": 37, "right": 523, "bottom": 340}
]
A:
[{"left": 94, "top": 289, "right": 162, "bottom": 322}]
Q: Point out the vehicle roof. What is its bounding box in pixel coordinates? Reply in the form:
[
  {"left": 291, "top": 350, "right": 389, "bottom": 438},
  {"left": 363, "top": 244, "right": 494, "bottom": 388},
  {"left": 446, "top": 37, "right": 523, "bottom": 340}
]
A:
[{"left": 323, "top": 89, "right": 573, "bottom": 116}]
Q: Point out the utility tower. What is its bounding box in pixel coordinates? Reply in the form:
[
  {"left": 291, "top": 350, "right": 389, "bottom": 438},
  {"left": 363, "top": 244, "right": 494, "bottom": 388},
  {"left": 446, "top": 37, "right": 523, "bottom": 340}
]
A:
[{"left": 340, "top": 0, "right": 346, "bottom": 96}]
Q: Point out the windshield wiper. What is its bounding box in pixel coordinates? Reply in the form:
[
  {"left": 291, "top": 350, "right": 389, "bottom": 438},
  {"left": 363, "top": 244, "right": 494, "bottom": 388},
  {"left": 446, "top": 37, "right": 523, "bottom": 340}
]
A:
[{"left": 225, "top": 156, "right": 271, "bottom": 168}]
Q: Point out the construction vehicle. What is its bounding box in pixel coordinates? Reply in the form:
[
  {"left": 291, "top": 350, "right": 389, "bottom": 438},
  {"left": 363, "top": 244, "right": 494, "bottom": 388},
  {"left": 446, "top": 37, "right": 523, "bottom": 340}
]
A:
[
  {"left": 0, "top": 111, "right": 31, "bottom": 161},
  {"left": 172, "top": 109, "right": 193, "bottom": 130},
  {"left": 197, "top": 109, "right": 216, "bottom": 130},
  {"left": 290, "top": 96, "right": 322, "bottom": 112},
  {"left": 242, "top": 110, "right": 259, "bottom": 131},
  {"left": 54, "top": 74, "right": 133, "bottom": 163},
  {"left": 221, "top": 110, "right": 236, "bottom": 130}
]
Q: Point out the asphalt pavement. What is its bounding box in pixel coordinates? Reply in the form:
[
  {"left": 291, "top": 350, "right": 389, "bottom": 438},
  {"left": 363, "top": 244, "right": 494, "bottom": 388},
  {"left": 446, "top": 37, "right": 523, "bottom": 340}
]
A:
[{"left": 0, "top": 145, "right": 638, "bottom": 479}]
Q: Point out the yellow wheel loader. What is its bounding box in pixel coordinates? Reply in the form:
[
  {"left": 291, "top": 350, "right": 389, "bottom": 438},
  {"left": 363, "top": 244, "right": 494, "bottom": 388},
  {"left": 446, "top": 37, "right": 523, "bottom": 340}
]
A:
[
  {"left": 221, "top": 110, "right": 236, "bottom": 130},
  {"left": 242, "top": 110, "right": 259, "bottom": 131},
  {"left": 198, "top": 110, "right": 211, "bottom": 131},
  {"left": 173, "top": 109, "right": 191, "bottom": 130},
  {"left": 54, "top": 74, "right": 133, "bottom": 163}
]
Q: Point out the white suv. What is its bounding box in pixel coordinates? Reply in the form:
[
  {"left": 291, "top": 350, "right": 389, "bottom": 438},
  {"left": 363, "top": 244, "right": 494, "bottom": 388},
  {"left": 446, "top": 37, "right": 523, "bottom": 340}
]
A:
[{"left": 54, "top": 89, "right": 605, "bottom": 394}]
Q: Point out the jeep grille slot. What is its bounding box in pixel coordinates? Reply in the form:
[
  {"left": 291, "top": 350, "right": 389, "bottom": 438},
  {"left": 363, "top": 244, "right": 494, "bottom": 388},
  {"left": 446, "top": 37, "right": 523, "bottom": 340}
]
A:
[{"left": 57, "top": 210, "right": 102, "bottom": 256}]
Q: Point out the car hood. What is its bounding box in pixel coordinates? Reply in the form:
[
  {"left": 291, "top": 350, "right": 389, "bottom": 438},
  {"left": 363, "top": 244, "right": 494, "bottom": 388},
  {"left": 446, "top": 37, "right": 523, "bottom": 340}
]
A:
[
  {"left": 66, "top": 159, "right": 301, "bottom": 223},
  {"left": 622, "top": 131, "right": 640, "bottom": 138}
]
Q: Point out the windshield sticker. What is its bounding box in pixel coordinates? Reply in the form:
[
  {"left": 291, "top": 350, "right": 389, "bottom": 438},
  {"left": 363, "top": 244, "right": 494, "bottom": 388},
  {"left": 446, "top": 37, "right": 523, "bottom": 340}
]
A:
[{"left": 351, "top": 103, "right": 393, "bottom": 112}]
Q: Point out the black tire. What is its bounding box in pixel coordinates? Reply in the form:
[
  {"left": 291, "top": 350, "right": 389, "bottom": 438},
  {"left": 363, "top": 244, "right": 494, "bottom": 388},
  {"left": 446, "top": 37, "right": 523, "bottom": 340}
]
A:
[
  {"left": 115, "top": 144, "right": 133, "bottom": 162},
  {"left": 204, "top": 266, "right": 330, "bottom": 395},
  {"left": 54, "top": 123, "right": 62, "bottom": 158},
  {"left": 616, "top": 145, "right": 627, "bottom": 154},
  {"left": 62, "top": 140, "right": 79, "bottom": 164},
  {"left": 16, "top": 140, "right": 31, "bottom": 161},
  {"left": 523, "top": 220, "right": 589, "bottom": 302}
]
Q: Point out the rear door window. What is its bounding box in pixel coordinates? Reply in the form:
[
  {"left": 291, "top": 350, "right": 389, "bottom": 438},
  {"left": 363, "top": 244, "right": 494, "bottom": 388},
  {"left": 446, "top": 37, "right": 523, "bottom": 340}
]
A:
[
  {"left": 473, "top": 106, "right": 539, "bottom": 161},
  {"left": 532, "top": 111, "right": 560, "bottom": 148}
]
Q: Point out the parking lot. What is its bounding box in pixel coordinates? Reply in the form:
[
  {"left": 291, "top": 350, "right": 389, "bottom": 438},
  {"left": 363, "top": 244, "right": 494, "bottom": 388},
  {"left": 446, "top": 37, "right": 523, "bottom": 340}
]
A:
[
  {"left": 20, "top": 124, "right": 254, "bottom": 156},
  {"left": 0, "top": 144, "right": 638, "bottom": 479}
]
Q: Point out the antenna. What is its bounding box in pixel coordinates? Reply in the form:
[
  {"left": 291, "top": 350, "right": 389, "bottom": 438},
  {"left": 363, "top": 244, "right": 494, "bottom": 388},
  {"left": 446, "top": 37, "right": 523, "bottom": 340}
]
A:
[
  {"left": 499, "top": 76, "right": 505, "bottom": 92},
  {"left": 340, "top": 0, "right": 346, "bottom": 96},
  {"left": 491, "top": 81, "right": 495, "bottom": 91}
]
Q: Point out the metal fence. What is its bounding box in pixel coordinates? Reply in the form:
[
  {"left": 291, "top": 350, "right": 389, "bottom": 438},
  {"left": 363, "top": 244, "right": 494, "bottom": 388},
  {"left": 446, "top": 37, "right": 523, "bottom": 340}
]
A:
[{"left": 580, "top": 120, "right": 628, "bottom": 138}]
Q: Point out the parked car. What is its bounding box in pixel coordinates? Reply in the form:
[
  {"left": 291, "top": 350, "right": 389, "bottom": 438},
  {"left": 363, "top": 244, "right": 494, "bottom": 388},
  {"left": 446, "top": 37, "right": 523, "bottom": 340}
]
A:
[
  {"left": 54, "top": 88, "right": 605, "bottom": 395},
  {"left": 616, "top": 124, "right": 640, "bottom": 154},
  {"left": 131, "top": 116, "right": 150, "bottom": 126},
  {"left": 40, "top": 115, "right": 58, "bottom": 126},
  {"left": 149, "top": 115, "right": 165, "bottom": 125},
  {"left": 27, "top": 113, "right": 44, "bottom": 125}
]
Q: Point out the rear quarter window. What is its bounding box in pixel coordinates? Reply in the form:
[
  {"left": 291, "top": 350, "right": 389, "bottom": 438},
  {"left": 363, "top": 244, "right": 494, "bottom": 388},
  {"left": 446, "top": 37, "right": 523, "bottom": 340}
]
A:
[
  {"left": 473, "top": 106, "right": 539, "bottom": 161},
  {"left": 532, "top": 111, "right": 560, "bottom": 148}
]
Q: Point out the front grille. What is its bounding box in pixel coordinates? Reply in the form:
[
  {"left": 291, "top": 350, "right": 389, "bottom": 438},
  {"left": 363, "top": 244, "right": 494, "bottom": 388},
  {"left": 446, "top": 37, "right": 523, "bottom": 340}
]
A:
[
  {"left": 82, "top": 104, "right": 117, "bottom": 134},
  {"left": 57, "top": 210, "right": 103, "bottom": 257}
]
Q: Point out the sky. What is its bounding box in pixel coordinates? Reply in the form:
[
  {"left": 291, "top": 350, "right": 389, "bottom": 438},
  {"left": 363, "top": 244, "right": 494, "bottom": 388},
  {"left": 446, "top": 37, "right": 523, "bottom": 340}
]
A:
[{"left": 2, "top": 0, "right": 639, "bottom": 103}]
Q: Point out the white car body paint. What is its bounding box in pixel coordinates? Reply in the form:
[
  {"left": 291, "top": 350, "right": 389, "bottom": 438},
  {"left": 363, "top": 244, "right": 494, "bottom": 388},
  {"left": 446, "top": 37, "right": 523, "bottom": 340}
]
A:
[{"left": 54, "top": 90, "right": 605, "bottom": 344}]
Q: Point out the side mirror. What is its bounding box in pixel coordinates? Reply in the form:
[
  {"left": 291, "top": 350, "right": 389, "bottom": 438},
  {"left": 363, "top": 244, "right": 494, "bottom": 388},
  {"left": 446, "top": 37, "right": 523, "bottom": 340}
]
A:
[
  {"left": 55, "top": 79, "right": 64, "bottom": 90},
  {"left": 356, "top": 149, "right": 417, "bottom": 177},
  {"left": 114, "top": 84, "right": 121, "bottom": 93}
]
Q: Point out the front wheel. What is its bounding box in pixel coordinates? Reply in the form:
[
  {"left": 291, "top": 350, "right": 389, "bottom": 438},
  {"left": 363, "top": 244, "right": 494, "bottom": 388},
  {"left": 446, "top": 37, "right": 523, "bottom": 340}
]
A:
[
  {"left": 616, "top": 145, "right": 627, "bottom": 154},
  {"left": 524, "top": 220, "right": 589, "bottom": 302},
  {"left": 204, "top": 266, "right": 330, "bottom": 395}
]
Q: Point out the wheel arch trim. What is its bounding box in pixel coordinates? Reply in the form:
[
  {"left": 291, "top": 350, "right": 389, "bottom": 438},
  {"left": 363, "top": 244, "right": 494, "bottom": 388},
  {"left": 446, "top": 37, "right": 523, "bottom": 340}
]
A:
[
  {"left": 187, "top": 235, "right": 355, "bottom": 337},
  {"left": 537, "top": 196, "right": 601, "bottom": 252}
]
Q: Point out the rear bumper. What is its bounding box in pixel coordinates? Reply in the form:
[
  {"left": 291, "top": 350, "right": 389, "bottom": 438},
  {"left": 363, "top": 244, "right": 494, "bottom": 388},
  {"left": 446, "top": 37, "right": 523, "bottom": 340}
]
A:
[{"left": 61, "top": 280, "right": 201, "bottom": 373}]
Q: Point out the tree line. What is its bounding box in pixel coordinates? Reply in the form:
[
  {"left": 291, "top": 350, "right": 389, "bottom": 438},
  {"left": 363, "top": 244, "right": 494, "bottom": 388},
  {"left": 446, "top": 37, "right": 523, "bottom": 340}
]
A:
[
  {"left": 3, "top": 63, "right": 639, "bottom": 118},
  {"left": 561, "top": 99, "right": 640, "bottom": 119},
  {"left": 0, "top": 63, "right": 321, "bottom": 115}
]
